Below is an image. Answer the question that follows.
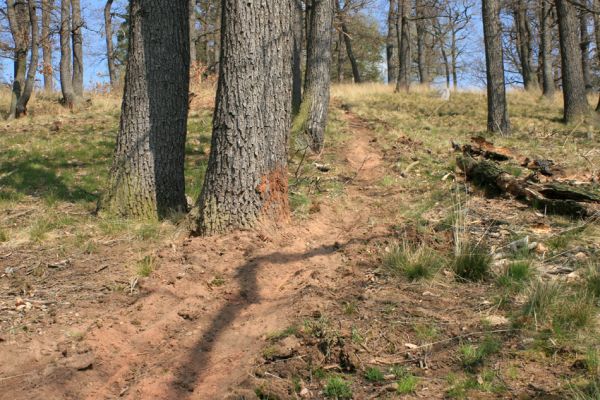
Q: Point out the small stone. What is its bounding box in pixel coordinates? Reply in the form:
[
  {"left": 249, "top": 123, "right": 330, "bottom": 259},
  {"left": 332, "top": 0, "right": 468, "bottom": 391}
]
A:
[
  {"left": 574, "top": 252, "right": 587, "bottom": 261},
  {"left": 535, "top": 243, "right": 548, "bottom": 254},
  {"left": 299, "top": 388, "right": 310, "bottom": 397}
]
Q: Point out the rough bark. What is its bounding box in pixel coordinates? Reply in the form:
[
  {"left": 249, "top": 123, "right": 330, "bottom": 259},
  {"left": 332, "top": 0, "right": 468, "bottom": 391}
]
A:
[
  {"left": 395, "top": 0, "right": 410, "bottom": 91},
  {"left": 16, "top": 0, "right": 39, "bottom": 118},
  {"left": 482, "top": 0, "right": 510, "bottom": 134},
  {"left": 6, "top": 0, "right": 29, "bottom": 120},
  {"left": 579, "top": 8, "right": 592, "bottom": 92},
  {"left": 60, "top": 0, "right": 76, "bottom": 107},
  {"left": 336, "top": 0, "right": 361, "bottom": 83},
  {"left": 594, "top": 0, "right": 600, "bottom": 110},
  {"left": 292, "top": 0, "right": 303, "bottom": 115},
  {"left": 415, "top": 0, "right": 429, "bottom": 85},
  {"left": 513, "top": 0, "right": 537, "bottom": 90},
  {"left": 540, "top": 0, "right": 555, "bottom": 97},
  {"left": 555, "top": 0, "right": 589, "bottom": 123},
  {"left": 303, "top": 0, "right": 333, "bottom": 152},
  {"left": 104, "top": 0, "right": 117, "bottom": 87},
  {"left": 189, "top": 0, "right": 197, "bottom": 65},
  {"left": 42, "top": 0, "right": 54, "bottom": 92},
  {"left": 336, "top": 30, "right": 345, "bottom": 83},
  {"left": 103, "top": 0, "right": 190, "bottom": 219},
  {"left": 71, "top": 0, "right": 83, "bottom": 97},
  {"left": 190, "top": 0, "right": 293, "bottom": 235},
  {"left": 386, "top": 0, "right": 398, "bottom": 84}
]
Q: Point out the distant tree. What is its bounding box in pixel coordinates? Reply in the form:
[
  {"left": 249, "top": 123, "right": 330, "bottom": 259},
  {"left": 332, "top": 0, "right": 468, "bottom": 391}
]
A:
[
  {"left": 335, "top": 0, "right": 361, "bottom": 83},
  {"left": 189, "top": 0, "right": 197, "bottom": 64},
  {"left": 60, "top": 0, "right": 76, "bottom": 107},
  {"left": 303, "top": 0, "right": 334, "bottom": 152},
  {"left": 15, "top": 0, "right": 39, "bottom": 117},
  {"left": 395, "top": 0, "right": 410, "bottom": 91},
  {"left": 103, "top": 0, "right": 189, "bottom": 219},
  {"left": 386, "top": 0, "right": 397, "bottom": 84},
  {"left": 539, "top": 0, "right": 555, "bottom": 97},
  {"left": 71, "top": 0, "right": 83, "bottom": 96},
  {"left": 579, "top": 8, "right": 592, "bottom": 92},
  {"left": 512, "top": 0, "right": 537, "bottom": 90},
  {"left": 555, "top": 0, "right": 588, "bottom": 123},
  {"left": 189, "top": 0, "right": 293, "bottom": 235},
  {"left": 482, "top": 0, "right": 510, "bottom": 134},
  {"left": 41, "top": 0, "right": 54, "bottom": 92},
  {"left": 104, "top": 0, "right": 118, "bottom": 88}
]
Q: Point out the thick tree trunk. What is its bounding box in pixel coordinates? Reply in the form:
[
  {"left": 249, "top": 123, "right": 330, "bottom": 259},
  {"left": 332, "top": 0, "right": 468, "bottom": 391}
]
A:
[
  {"left": 41, "top": 0, "right": 54, "bottom": 92},
  {"left": 16, "top": 0, "right": 39, "bottom": 118},
  {"left": 189, "top": 0, "right": 197, "bottom": 65},
  {"left": 482, "top": 0, "right": 510, "bottom": 134},
  {"left": 6, "top": 0, "right": 28, "bottom": 120},
  {"left": 292, "top": 0, "right": 303, "bottom": 115},
  {"left": 104, "top": 0, "right": 117, "bottom": 87},
  {"left": 555, "top": 0, "right": 589, "bottom": 123},
  {"left": 190, "top": 0, "right": 293, "bottom": 235},
  {"left": 513, "top": 0, "right": 537, "bottom": 90},
  {"left": 540, "top": 0, "right": 555, "bottom": 98},
  {"left": 103, "top": 0, "right": 190, "bottom": 219},
  {"left": 579, "top": 9, "right": 592, "bottom": 92},
  {"left": 386, "top": 0, "right": 397, "bottom": 84},
  {"left": 71, "top": 0, "right": 83, "bottom": 97},
  {"left": 395, "top": 0, "right": 410, "bottom": 92},
  {"left": 303, "top": 0, "right": 333, "bottom": 152},
  {"left": 336, "top": 0, "right": 360, "bottom": 83},
  {"left": 60, "top": 0, "right": 76, "bottom": 107}
]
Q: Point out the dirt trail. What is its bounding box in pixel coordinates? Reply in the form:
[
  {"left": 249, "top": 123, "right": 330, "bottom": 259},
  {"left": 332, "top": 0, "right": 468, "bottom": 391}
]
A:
[{"left": 0, "top": 111, "right": 389, "bottom": 400}]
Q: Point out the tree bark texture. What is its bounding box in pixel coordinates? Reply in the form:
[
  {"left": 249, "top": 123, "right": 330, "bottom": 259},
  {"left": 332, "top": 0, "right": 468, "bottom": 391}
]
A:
[
  {"left": 71, "top": 0, "right": 83, "bottom": 96},
  {"left": 513, "top": 0, "right": 537, "bottom": 90},
  {"left": 104, "top": 0, "right": 118, "bottom": 87},
  {"left": 386, "top": 0, "right": 397, "bottom": 84},
  {"left": 6, "top": 0, "right": 29, "bottom": 120},
  {"left": 395, "top": 0, "right": 410, "bottom": 91},
  {"left": 292, "top": 0, "right": 304, "bottom": 115},
  {"left": 191, "top": 0, "right": 293, "bottom": 235},
  {"left": 189, "top": 0, "right": 197, "bottom": 64},
  {"left": 60, "top": 0, "right": 76, "bottom": 106},
  {"left": 42, "top": 0, "right": 54, "bottom": 92},
  {"left": 593, "top": 0, "right": 600, "bottom": 110},
  {"left": 303, "top": 0, "right": 333, "bottom": 152},
  {"left": 415, "top": 0, "right": 429, "bottom": 85},
  {"left": 16, "top": 0, "right": 39, "bottom": 118},
  {"left": 104, "top": 0, "right": 190, "bottom": 219},
  {"left": 555, "top": 0, "right": 589, "bottom": 123},
  {"left": 540, "top": 0, "right": 555, "bottom": 97},
  {"left": 579, "top": 9, "right": 592, "bottom": 91},
  {"left": 482, "top": 0, "right": 510, "bottom": 134}
]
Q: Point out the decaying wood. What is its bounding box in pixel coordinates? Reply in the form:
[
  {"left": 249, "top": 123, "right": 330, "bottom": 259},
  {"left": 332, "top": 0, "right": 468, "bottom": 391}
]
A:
[{"left": 456, "top": 155, "right": 598, "bottom": 218}]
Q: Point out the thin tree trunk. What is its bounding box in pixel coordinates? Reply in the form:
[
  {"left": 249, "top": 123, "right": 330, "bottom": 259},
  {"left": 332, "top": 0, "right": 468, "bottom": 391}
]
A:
[
  {"left": 190, "top": 0, "right": 293, "bottom": 235},
  {"left": 336, "top": 0, "right": 361, "bottom": 83},
  {"left": 104, "top": 0, "right": 117, "bottom": 87},
  {"left": 540, "top": 0, "right": 555, "bottom": 97},
  {"left": 337, "top": 30, "right": 345, "bottom": 83},
  {"left": 42, "top": 0, "right": 54, "bottom": 92},
  {"left": 395, "top": 0, "right": 410, "bottom": 92},
  {"left": 579, "top": 8, "right": 592, "bottom": 92},
  {"left": 292, "top": 0, "right": 303, "bottom": 115},
  {"left": 482, "top": 0, "right": 510, "bottom": 134},
  {"left": 555, "top": 0, "right": 589, "bottom": 123},
  {"left": 16, "top": 0, "right": 40, "bottom": 118},
  {"left": 386, "top": 0, "right": 397, "bottom": 84},
  {"left": 303, "top": 0, "right": 333, "bottom": 152},
  {"left": 6, "top": 0, "right": 29, "bottom": 120},
  {"left": 451, "top": 30, "right": 458, "bottom": 90},
  {"left": 189, "top": 0, "right": 197, "bottom": 65},
  {"left": 60, "top": 0, "right": 76, "bottom": 107},
  {"left": 514, "top": 0, "right": 537, "bottom": 90},
  {"left": 415, "top": 0, "right": 429, "bottom": 85},
  {"left": 71, "top": 0, "right": 83, "bottom": 96},
  {"left": 593, "top": 0, "right": 600, "bottom": 110},
  {"left": 102, "top": 0, "right": 190, "bottom": 219}
]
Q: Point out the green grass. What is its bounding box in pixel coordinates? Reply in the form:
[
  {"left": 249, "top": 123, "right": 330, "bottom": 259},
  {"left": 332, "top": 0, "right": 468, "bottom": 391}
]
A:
[
  {"left": 364, "top": 366, "right": 385, "bottom": 382},
  {"left": 397, "top": 374, "right": 418, "bottom": 394},
  {"left": 552, "top": 293, "right": 596, "bottom": 334},
  {"left": 585, "top": 264, "right": 600, "bottom": 300},
  {"left": 497, "top": 260, "right": 532, "bottom": 290},
  {"left": 267, "top": 325, "right": 298, "bottom": 342},
  {"left": 136, "top": 255, "right": 156, "bottom": 277},
  {"left": 384, "top": 244, "right": 445, "bottom": 281},
  {"left": 522, "top": 279, "right": 561, "bottom": 322},
  {"left": 324, "top": 376, "right": 352, "bottom": 399},
  {"left": 459, "top": 336, "right": 501, "bottom": 371},
  {"left": 453, "top": 243, "right": 492, "bottom": 282}
]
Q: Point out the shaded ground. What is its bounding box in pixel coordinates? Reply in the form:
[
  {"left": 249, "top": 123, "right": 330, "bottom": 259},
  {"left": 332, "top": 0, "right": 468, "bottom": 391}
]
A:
[{"left": 1, "top": 86, "right": 599, "bottom": 399}]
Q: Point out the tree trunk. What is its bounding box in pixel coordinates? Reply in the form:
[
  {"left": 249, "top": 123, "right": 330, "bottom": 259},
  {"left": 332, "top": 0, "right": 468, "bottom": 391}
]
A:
[
  {"left": 6, "top": 0, "right": 28, "bottom": 120},
  {"left": 16, "top": 0, "right": 39, "bottom": 118},
  {"left": 395, "top": 0, "right": 410, "bottom": 92},
  {"left": 303, "top": 0, "right": 333, "bottom": 152},
  {"left": 60, "top": 0, "right": 76, "bottom": 107},
  {"left": 41, "top": 0, "right": 54, "bottom": 92},
  {"left": 513, "top": 0, "right": 537, "bottom": 90},
  {"left": 292, "top": 0, "right": 303, "bottom": 115},
  {"left": 555, "top": 0, "right": 589, "bottom": 123},
  {"left": 482, "top": 0, "right": 510, "bottom": 134},
  {"left": 189, "top": 0, "right": 197, "bottom": 65},
  {"left": 71, "top": 0, "right": 83, "bottom": 97},
  {"left": 540, "top": 0, "right": 555, "bottom": 97},
  {"left": 415, "top": 0, "right": 429, "bottom": 85},
  {"left": 386, "top": 0, "right": 397, "bottom": 84},
  {"left": 336, "top": 0, "right": 361, "bottom": 83},
  {"left": 451, "top": 30, "right": 458, "bottom": 90},
  {"left": 579, "top": 9, "right": 592, "bottom": 92},
  {"left": 336, "top": 30, "right": 345, "bottom": 83},
  {"left": 103, "top": 0, "right": 190, "bottom": 219},
  {"left": 104, "top": 0, "right": 117, "bottom": 87},
  {"left": 593, "top": 0, "right": 600, "bottom": 110},
  {"left": 189, "top": 0, "right": 293, "bottom": 235}
]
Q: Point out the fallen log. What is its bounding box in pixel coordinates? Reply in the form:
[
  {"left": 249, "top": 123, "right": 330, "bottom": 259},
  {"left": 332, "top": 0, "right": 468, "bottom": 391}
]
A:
[{"left": 456, "top": 155, "right": 597, "bottom": 219}]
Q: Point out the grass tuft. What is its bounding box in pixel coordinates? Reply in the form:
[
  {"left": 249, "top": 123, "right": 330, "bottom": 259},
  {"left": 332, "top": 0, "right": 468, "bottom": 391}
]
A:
[
  {"left": 364, "top": 366, "right": 385, "bottom": 382},
  {"left": 453, "top": 243, "right": 492, "bottom": 282},
  {"left": 384, "top": 244, "right": 445, "bottom": 281},
  {"left": 324, "top": 376, "right": 352, "bottom": 399},
  {"left": 136, "top": 255, "right": 155, "bottom": 277}
]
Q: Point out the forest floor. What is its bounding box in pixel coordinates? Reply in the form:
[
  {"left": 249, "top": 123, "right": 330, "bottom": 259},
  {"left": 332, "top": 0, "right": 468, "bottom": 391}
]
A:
[{"left": 0, "top": 85, "right": 599, "bottom": 399}]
